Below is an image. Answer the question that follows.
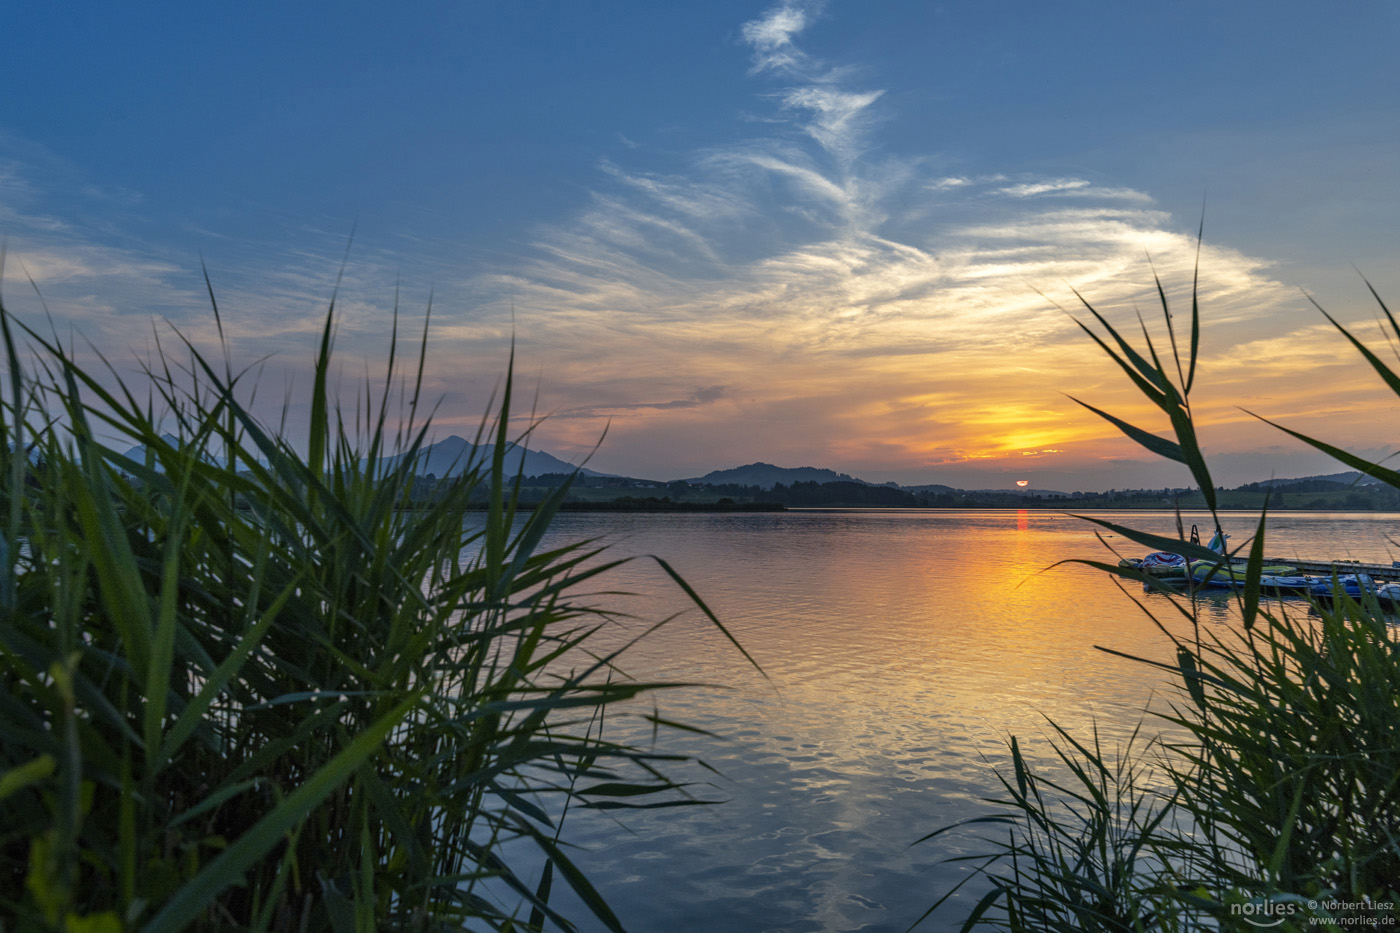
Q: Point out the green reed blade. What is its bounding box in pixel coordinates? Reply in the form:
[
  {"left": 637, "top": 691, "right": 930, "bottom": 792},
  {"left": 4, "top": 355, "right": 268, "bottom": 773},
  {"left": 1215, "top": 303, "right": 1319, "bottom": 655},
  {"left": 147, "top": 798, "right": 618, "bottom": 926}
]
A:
[{"left": 142, "top": 697, "right": 416, "bottom": 933}]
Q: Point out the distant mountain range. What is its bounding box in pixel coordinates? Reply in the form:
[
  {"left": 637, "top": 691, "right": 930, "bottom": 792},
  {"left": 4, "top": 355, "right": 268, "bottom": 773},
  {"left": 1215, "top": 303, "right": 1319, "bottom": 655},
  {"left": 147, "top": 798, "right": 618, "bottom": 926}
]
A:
[
  {"left": 118, "top": 433, "right": 610, "bottom": 479},
  {"left": 376, "top": 435, "right": 610, "bottom": 479},
  {"left": 120, "top": 433, "right": 182, "bottom": 462},
  {"left": 686, "top": 461, "right": 1063, "bottom": 496},
  {"left": 686, "top": 463, "right": 1383, "bottom": 497},
  {"left": 119, "top": 433, "right": 224, "bottom": 468},
  {"left": 1245, "top": 470, "right": 1380, "bottom": 488},
  {"left": 114, "top": 436, "right": 1386, "bottom": 494}
]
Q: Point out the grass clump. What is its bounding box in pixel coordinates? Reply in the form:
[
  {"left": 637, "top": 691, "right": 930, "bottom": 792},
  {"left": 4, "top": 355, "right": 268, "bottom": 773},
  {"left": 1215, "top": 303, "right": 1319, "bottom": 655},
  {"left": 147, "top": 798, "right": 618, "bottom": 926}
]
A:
[
  {"left": 0, "top": 281, "right": 743, "bottom": 931},
  {"left": 923, "top": 255, "right": 1400, "bottom": 930}
]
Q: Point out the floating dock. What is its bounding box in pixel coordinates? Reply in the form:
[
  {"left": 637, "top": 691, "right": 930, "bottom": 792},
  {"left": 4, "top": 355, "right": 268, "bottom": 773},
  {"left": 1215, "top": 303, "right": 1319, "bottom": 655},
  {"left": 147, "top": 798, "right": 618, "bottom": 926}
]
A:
[{"left": 1254, "top": 558, "right": 1400, "bottom": 581}]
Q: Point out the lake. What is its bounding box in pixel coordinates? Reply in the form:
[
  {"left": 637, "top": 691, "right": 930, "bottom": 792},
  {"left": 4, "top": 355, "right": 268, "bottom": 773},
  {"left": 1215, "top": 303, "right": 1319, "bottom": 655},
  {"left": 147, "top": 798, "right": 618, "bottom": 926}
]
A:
[{"left": 500, "top": 509, "right": 1399, "bottom": 932}]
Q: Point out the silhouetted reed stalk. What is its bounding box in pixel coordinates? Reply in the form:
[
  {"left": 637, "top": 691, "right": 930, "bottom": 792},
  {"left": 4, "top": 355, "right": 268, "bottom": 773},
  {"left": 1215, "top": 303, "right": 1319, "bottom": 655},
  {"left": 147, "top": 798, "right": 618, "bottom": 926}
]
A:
[
  {"left": 922, "top": 247, "right": 1400, "bottom": 930},
  {"left": 0, "top": 279, "right": 750, "bottom": 931}
]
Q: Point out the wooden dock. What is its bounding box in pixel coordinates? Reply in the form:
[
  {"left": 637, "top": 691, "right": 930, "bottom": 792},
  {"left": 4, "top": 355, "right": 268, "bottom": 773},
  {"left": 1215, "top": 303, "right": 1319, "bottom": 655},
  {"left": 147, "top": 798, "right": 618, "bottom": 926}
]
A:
[{"left": 1253, "top": 558, "right": 1400, "bottom": 580}]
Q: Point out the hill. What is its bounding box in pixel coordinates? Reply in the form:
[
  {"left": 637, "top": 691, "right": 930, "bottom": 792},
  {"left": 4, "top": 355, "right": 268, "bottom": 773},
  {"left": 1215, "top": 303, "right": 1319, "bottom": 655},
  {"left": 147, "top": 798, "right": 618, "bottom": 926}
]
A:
[
  {"left": 376, "top": 435, "right": 610, "bottom": 479},
  {"left": 119, "top": 433, "right": 609, "bottom": 480},
  {"left": 688, "top": 462, "right": 871, "bottom": 490},
  {"left": 1243, "top": 470, "right": 1380, "bottom": 489},
  {"left": 119, "top": 434, "right": 225, "bottom": 469}
]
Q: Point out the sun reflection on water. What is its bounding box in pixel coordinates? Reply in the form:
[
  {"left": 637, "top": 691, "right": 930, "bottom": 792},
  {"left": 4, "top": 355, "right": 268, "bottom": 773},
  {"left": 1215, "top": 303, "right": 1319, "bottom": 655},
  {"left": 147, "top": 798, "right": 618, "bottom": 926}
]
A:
[{"left": 510, "top": 509, "right": 1400, "bottom": 932}]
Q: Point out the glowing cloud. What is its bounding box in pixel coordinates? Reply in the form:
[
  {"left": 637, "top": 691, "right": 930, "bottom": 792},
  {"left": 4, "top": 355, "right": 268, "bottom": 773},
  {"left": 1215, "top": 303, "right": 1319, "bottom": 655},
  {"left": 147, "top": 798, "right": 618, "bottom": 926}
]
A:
[
  {"left": 437, "top": 1, "right": 1343, "bottom": 485},
  {"left": 2, "top": 2, "right": 1388, "bottom": 490}
]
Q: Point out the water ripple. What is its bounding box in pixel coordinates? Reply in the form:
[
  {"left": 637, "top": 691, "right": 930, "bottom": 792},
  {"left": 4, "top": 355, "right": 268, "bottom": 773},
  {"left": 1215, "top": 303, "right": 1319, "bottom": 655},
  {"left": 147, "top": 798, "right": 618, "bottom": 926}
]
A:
[{"left": 499, "top": 510, "right": 1397, "bottom": 931}]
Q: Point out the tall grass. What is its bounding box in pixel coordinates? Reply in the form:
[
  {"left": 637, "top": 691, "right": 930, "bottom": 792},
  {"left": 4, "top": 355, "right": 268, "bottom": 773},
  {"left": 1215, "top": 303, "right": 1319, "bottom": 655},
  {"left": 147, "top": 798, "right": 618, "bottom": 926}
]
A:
[
  {"left": 922, "top": 261, "right": 1400, "bottom": 930},
  {"left": 0, "top": 285, "right": 747, "bottom": 931}
]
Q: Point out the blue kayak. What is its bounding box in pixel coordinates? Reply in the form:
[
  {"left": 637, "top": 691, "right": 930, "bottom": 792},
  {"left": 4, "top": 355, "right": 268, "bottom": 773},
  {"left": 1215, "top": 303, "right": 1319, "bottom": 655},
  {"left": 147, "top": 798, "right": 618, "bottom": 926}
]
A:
[{"left": 1308, "top": 574, "right": 1377, "bottom": 599}]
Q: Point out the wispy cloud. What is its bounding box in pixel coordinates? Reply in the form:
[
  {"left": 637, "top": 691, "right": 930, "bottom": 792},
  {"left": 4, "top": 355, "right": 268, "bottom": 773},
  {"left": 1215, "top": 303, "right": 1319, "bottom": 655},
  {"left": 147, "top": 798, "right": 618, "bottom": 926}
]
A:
[
  {"left": 740, "top": 1, "right": 883, "bottom": 170},
  {"left": 559, "top": 385, "right": 729, "bottom": 418},
  {"left": 456, "top": 1, "right": 1324, "bottom": 481},
  {"left": 998, "top": 179, "right": 1090, "bottom": 197},
  {"left": 0, "top": 3, "right": 1369, "bottom": 488},
  {"left": 741, "top": 1, "right": 817, "bottom": 75}
]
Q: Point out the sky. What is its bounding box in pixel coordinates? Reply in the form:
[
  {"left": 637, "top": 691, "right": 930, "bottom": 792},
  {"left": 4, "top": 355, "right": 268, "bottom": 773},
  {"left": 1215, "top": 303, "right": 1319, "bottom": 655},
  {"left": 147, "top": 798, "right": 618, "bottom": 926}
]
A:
[{"left": 3, "top": 0, "right": 1399, "bottom": 491}]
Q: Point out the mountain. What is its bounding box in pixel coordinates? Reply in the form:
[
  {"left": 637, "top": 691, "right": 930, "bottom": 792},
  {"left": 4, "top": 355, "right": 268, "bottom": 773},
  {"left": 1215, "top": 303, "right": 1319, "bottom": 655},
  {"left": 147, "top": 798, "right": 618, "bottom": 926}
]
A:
[
  {"left": 688, "top": 462, "right": 872, "bottom": 490},
  {"left": 119, "top": 433, "right": 608, "bottom": 479},
  {"left": 1245, "top": 471, "right": 1380, "bottom": 488},
  {"left": 120, "top": 433, "right": 183, "bottom": 463},
  {"left": 376, "top": 435, "right": 611, "bottom": 479},
  {"left": 899, "top": 483, "right": 963, "bottom": 495},
  {"left": 688, "top": 462, "right": 1077, "bottom": 496},
  {"left": 118, "top": 433, "right": 230, "bottom": 470},
  {"left": 111, "top": 442, "right": 1385, "bottom": 496}
]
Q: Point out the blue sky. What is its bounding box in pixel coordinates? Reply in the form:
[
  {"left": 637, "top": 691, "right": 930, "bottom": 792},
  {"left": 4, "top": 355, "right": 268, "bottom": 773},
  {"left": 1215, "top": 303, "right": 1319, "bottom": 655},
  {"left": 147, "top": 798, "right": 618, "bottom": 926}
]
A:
[{"left": 3, "top": 1, "right": 1398, "bottom": 489}]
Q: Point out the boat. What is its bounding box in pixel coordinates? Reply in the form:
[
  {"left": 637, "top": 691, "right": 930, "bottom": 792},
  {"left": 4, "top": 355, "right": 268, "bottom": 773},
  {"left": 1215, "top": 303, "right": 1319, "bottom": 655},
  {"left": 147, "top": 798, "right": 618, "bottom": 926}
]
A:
[
  {"left": 1118, "top": 524, "right": 1400, "bottom": 608},
  {"left": 1118, "top": 525, "right": 1223, "bottom": 580},
  {"left": 1257, "top": 574, "right": 1320, "bottom": 594},
  {"left": 1307, "top": 574, "right": 1377, "bottom": 600},
  {"left": 1186, "top": 561, "right": 1300, "bottom": 589},
  {"left": 1119, "top": 551, "right": 1190, "bottom": 578}
]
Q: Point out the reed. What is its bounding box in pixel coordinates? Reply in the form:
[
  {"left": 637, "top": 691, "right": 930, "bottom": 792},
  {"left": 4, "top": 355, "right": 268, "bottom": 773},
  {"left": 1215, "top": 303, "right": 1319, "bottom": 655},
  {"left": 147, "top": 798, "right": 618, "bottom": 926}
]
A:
[
  {"left": 922, "top": 256, "right": 1400, "bottom": 930},
  {"left": 0, "top": 286, "right": 744, "bottom": 931}
]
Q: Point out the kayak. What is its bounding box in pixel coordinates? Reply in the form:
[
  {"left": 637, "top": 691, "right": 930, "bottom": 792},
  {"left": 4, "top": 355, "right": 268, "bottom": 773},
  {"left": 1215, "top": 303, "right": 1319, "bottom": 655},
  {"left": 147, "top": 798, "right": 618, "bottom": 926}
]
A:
[
  {"left": 1307, "top": 574, "right": 1377, "bottom": 600},
  {"left": 1187, "top": 561, "right": 1299, "bottom": 588},
  {"left": 1257, "top": 574, "right": 1321, "bottom": 594}
]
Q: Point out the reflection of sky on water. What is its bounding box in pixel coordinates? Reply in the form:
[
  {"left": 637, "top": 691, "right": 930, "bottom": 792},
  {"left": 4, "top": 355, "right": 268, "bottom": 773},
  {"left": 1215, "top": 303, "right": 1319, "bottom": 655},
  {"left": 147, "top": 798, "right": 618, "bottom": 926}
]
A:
[{"left": 485, "top": 510, "right": 1398, "bottom": 931}]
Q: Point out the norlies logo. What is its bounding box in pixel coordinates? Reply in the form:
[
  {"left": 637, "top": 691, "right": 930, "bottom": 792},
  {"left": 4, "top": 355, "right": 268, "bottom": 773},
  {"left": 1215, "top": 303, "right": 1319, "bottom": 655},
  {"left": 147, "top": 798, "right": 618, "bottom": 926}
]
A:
[{"left": 1233, "top": 900, "right": 1296, "bottom": 927}]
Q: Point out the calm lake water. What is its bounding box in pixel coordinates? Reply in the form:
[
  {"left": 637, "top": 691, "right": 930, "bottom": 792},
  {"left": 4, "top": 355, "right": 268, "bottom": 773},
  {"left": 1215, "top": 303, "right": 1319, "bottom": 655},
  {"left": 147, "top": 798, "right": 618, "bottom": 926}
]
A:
[{"left": 499, "top": 509, "right": 1399, "bottom": 932}]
